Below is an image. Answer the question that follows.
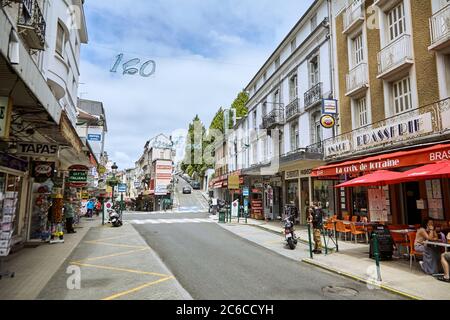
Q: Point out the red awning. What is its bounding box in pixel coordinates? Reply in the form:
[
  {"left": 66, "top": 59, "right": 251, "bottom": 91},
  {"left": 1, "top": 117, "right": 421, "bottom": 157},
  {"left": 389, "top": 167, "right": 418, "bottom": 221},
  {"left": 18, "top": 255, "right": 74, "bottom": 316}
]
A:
[
  {"left": 335, "top": 170, "right": 405, "bottom": 188},
  {"left": 313, "top": 143, "right": 450, "bottom": 177},
  {"left": 389, "top": 160, "right": 450, "bottom": 183}
]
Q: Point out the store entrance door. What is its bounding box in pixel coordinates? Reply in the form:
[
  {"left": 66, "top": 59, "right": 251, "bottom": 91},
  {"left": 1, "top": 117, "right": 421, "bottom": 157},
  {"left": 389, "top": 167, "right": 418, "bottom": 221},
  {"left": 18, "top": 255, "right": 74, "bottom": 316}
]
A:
[
  {"left": 404, "top": 182, "right": 421, "bottom": 225},
  {"left": 300, "top": 178, "right": 310, "bottom": 225},
  {"left": 272, "top": 186, "right": 282, "bottom": 219}
]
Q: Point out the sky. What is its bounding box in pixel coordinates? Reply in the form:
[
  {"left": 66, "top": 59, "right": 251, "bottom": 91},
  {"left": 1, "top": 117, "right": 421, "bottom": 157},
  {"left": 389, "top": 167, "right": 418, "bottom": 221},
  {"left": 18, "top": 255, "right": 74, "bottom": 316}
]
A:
[{"left": 80, "top": 0, "right": 315, "bottom": 170}]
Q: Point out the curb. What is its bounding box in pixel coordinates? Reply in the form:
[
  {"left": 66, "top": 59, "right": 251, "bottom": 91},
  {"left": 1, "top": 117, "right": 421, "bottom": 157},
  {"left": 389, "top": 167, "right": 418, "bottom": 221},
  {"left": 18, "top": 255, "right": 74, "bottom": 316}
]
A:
[{"left": 302, "top": 258, "right": 422, "bottom": 301}]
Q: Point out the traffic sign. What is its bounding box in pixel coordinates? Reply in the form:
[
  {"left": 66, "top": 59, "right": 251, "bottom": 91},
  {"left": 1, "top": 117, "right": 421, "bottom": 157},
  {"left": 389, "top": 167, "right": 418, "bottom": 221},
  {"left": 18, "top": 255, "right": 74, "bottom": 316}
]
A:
[{"left": 118, "top": 183, "right": 127, "bottom": 193}]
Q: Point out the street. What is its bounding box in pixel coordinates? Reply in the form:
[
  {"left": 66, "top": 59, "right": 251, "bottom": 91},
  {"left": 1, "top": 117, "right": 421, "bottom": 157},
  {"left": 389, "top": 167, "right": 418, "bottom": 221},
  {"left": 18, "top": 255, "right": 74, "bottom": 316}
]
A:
[{"left": 35, "top": 178, "right": 404, "bottom": 300}]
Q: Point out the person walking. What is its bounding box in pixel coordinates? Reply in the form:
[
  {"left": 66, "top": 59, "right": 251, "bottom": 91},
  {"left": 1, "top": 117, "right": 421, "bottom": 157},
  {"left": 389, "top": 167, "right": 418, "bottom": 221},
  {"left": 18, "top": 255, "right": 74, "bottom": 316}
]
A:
[
  {"left": 95, "top": 200, "right": 102, "bottom": 216},
  {"left": 86, "top": 199, "right": 95, "bottom": 218},
  {"left": 64, "top": 198, "right": 76, "bottom": 234},
  {"left": 308, "top": 203, "right": 325, "bottom": 254}
]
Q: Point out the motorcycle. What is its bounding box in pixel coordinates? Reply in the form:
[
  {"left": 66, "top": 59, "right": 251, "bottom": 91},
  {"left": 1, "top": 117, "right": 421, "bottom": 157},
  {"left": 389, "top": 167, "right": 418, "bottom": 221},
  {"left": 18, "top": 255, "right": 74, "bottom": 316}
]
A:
[
  {"left": 108, "top": 209, "right": 123, "bottom": 228},
  {"left": 283, "top": 206, "right": 298, "bottom": 250}
]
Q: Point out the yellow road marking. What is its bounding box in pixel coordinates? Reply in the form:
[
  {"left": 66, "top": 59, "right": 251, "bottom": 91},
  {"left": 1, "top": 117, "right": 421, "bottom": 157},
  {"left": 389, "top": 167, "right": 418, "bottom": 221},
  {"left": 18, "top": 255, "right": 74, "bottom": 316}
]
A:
[
  {"left": 72, "top": 262, "right": 170, "bottom": 277},
  {"left": 102, "top": 276, "right": 174, "bottom": 300},
  {"left": 87, "top": 235, "right": 129, "bottom": 243},
  {"left": 84, "top": 241, "right": 147, "bottom": 249},
  {"left": 72, "top": 248, "right": 151, "bottom": 264}
]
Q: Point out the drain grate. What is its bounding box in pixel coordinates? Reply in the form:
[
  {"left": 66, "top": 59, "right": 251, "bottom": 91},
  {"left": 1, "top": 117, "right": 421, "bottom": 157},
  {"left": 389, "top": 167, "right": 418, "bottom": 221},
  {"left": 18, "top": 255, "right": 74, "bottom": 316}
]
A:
[{"left": 322, "top": 286, "right": 359, "bottom": 297}]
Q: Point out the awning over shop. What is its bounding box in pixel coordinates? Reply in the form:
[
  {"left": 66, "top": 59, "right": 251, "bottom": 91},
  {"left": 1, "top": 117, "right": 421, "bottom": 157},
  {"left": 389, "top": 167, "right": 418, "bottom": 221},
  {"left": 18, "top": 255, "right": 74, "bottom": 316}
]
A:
[
  {"left": 312, "top": 143, "right": 450, "bottom": 177},
  {"left": 385, "top": 161, "right": 450, "bottom": 183},
  {"left": 335, "top": 170, "right": 405, "bottom": 188}
]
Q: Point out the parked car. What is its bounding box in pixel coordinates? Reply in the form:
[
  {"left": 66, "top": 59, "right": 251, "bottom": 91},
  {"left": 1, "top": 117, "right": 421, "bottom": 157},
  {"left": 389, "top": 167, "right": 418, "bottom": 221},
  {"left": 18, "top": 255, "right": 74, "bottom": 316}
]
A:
[
  {"left": 183, "top": 187, "right": 192, "bottom": 194},
  {"left": 190, "top": 181, "right": 201, "bottom": 190}
]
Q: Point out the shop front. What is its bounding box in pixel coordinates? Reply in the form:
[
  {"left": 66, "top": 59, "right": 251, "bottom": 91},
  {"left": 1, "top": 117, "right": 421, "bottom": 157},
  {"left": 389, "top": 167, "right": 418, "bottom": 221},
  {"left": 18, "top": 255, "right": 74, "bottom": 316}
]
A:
[{"left": 312, "top": 143, "right": 450, "bottom": 225}]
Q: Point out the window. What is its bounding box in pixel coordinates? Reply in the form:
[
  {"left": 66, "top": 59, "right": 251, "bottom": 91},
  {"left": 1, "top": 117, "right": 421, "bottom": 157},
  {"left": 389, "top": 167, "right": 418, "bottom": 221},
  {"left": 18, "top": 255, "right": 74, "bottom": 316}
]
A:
[
  {"left": 253, "top": 110, "right": 257, "bottom": 129},
  {"left": 393, "top": 76, "right": 413, "bottom": 114},
  {"left": 56, "top": 22, "right": 65, "bottom": 56},
  {"left": 275, "top": 56, "right": 280, "bottom": 69},
  {"left": 312, "top": 112, "right": 323, "bottom": 145},
  {"left": 309, "top": 56, "right": 320, "bottom": 87},
  {"left": 356, "top": 97, "right": 368, "bottom": 127},
  {"left": 352, "top": 33, "right": 364, "bottom": 66},
  {"left": 252, "top": 143, "right": 258, "bottom": 164},
  {"left": 289, "top": 74, "right": 298, "bottom": 101},
  {"left": 262, "top": 102, "right": 267, "bottom": 116},
  {"left": 290, "top": 122, "right": 299, "bottom": 151},
  {"left": 274, "top": 90, "right": 280, "bottom": 106},
  {"left": 388, "top": 2, "right": 406, "bottom": 42},
  {"left": 311, "top": 14, "right": 318, "bottom": 31},
  {"left": 291, "top": 38, "right": 297, "bottom": 53}
]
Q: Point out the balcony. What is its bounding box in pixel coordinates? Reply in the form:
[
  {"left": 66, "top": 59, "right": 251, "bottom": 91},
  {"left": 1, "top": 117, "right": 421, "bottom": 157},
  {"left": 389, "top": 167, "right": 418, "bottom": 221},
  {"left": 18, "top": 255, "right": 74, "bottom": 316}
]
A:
[
  {"left": 377, "top": 34, "right": 413, "bottom": 80},
  {"left": 280, "top": 142, "right": 324, "bottom": 165},
  {"left": 346, "top": 63, "right": 369, "bottom": 97},
  {"left": 261, "top": 108, "right": 285, "bottom": 130},
  {"left": 322, "top": 97, "right": 450, "bottom": 161},
  {"left": 429, "top": 5, "right": 450, "bottom": 53},
  {"left": 343, "top": 0, "right": 365, "bottom": 35},
  {"left": 304, "top": 82, "right": 323, "bottom": 110},
  {"left": 17, "top": 0, "right": 46, "bottom": 50},
  {"left": 285, "top": 99, "right": 300, "bottom": 121}
]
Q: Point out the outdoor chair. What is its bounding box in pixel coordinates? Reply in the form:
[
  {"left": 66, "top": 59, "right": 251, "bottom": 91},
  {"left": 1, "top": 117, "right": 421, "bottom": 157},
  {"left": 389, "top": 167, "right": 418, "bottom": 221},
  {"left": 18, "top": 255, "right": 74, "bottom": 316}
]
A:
[
  {"left": 350, "top": 223, "right": 367, "bottom": 244},
  {"left": 336, "top": 221, "right": 352, "bottom": 241},
  {"left": 407, "top": 232, "right": 423, "bottom": 271}
]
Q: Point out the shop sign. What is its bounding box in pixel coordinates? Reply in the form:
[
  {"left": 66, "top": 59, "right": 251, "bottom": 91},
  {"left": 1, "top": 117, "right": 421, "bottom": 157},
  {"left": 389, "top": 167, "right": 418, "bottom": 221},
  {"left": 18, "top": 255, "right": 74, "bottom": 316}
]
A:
[
  {"left": 322, "top": 99, "right": 338, "bottom": 115},
  {"left": 285, "top": 170, "right": 299, "bottom": 180},
  {"left": 134, "top": 181, "right": 141, "bottom": 188},
  {"left": 17, "top": 142, "right": 59, "bottom": 157},
  {"left": 32, "top": 161, "right": 55, "bottom": 182},
  {"left": 300, "top": 169, "right": 313, "bottom": 176},
  {"left": 118, "top": 184, "right": 127, "bottom": 193},
  {"left": 243, "top": 187, "right": 250, "bottom": 197},
  {"left": 320, "top": 115, "right": 336, "bottom": 129},
  {"left": 0, "top": 97, "right": 12, "bottom": 139},
  {"left": 87, "top": 134, "right": 102, "bottom": 142},
  {"left": 155, "top": 160, "right": 172, "bottom": 195},
  {"left": 0, "top": 152, "right": 28, "bottom": 172},
  {"left": 68, "top": 165, "right": 89, "bottom": 187},
  {"left": 228, "top": 175, "right": 240, "bottom": 190},
  {"left": 98, "top": 165, "right": 107, "bottom": 175},
  {"left": 81, "top": 192, "right": 89, "bottom": 200},
  {"left": 254, "top": 183, "right": 263, "bottom": 188},
  {"left": 324, "top": 111, "right": 434, "bottom": 158}
]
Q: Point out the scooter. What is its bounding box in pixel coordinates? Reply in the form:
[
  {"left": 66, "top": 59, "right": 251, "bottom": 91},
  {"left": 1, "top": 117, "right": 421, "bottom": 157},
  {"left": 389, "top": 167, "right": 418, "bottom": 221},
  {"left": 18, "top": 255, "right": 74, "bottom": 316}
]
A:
[
  {"left": 108, "top": 209, "right": 123, "bottom": 228},
  {"left": 283, "top": 206, "right": 298, "bottom": 250}
]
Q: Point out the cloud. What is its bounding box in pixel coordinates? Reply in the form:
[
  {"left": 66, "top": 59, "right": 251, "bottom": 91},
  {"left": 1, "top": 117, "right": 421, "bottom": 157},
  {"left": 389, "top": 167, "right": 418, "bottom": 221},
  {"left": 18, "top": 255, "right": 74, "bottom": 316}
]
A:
[{"left": 80, "top": 0, "right": 314, "bottom": 169}]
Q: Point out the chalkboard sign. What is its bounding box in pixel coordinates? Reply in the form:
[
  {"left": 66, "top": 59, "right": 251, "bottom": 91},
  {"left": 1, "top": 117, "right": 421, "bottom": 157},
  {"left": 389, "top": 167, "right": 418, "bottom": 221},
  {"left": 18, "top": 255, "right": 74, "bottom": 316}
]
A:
[{"left": 369, "top": 224, "right": 394, "bottom": 261}]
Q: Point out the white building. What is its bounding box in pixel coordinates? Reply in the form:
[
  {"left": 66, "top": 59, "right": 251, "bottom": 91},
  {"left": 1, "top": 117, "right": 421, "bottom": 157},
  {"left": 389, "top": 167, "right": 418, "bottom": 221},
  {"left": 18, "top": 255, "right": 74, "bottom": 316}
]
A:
[{"left": 223, "top": 0, "right": 335, "bottom": 223}]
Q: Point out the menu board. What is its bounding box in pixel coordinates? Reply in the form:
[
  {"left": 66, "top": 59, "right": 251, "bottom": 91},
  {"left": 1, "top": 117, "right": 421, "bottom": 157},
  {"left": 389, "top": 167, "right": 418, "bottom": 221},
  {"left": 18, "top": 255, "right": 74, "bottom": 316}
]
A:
[
  {"left": 368, "top": 188, "right": 388, "bottom": 222},
  {"left": 426, "top": 180, "right": 444, "bottom": 220}
]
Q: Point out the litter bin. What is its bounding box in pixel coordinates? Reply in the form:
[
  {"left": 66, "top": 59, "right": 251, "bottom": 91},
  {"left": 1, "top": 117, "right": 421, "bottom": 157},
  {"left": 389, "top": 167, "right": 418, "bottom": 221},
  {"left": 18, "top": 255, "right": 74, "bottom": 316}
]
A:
[{"left": 219, "top": 209, "right": 226, "bottom": 224}]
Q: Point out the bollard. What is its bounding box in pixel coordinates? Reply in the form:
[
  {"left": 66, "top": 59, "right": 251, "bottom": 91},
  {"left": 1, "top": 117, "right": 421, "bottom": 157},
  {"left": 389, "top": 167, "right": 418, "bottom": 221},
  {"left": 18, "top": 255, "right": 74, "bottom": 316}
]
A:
[
  {"left": 307, "top": 223, "right": 314, "bottom": 259},
  {"left": 373, "top": 233, "right": 382, "bottom": 282},
  {"left": 334, "top": 221, "right": 339, "bottom": 253},
  {"left": 322, "top": 227, "right": 328, "bottom": 255}
]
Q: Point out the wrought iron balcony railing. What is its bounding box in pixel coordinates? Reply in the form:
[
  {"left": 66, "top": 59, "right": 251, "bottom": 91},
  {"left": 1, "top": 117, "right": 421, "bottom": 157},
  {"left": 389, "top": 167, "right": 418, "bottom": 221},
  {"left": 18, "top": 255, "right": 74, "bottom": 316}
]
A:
[
  {"left": 17, "top": 0, "right": 46, "bottom": 50},
  {"left": 285, "top": 99, "right": 300, "bottom": 121},
  {"left": 261, "top": 108, "right": 285, "bottom": 130},
  {"left": 304, "top": 82, "right": 323, "bottom": 110}
]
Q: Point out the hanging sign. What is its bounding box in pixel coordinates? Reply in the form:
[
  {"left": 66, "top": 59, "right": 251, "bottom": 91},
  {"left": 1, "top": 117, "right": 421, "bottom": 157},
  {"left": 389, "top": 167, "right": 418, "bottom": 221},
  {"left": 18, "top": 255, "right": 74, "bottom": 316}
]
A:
[
  {"left": 228, "top": 175, "right": 240, "bottom": 190},
  {"left": 322, "top": 99, "right": 338, "bottom": 115},
  {"left": 0, "top": 97, "right": 12, "bottom": 139},
  {"left": 17, "top": 142, "right": 59, "bottom": 157},
  {"left": 88, "top": 134, "right": 102, "bottom": 142},
  {"left": 32, "top": 161, "right": 55, "bottom": 182},
  {"left": 321, "top": 115, "right": 336, "bottom": 129},
  {"left": 68, "top": 165, "right": 89, "bottom": 187}
]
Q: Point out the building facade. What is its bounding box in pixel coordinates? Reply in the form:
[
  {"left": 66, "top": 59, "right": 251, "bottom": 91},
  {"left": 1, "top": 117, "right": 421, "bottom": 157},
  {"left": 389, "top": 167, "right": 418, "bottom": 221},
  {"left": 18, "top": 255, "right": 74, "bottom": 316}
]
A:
[{"left": 312, "top": 0, "right": 450, "bottom": 225}]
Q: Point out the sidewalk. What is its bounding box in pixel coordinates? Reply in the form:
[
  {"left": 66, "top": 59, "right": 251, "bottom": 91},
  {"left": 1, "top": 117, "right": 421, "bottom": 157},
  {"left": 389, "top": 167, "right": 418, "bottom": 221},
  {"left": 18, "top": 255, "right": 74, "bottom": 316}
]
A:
[
  {"left": 218, "top": 217, "right": 450, "bottom": 300},
  {"left": 0, "top": 217, "right": 100, "bottom": 300}
]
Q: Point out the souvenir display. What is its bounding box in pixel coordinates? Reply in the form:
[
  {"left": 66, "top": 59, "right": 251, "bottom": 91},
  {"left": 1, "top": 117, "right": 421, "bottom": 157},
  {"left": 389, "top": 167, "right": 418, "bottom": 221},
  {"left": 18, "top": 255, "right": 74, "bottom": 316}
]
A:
[{"left": 29, "top": 182, "right": 53, "bottom": 241}]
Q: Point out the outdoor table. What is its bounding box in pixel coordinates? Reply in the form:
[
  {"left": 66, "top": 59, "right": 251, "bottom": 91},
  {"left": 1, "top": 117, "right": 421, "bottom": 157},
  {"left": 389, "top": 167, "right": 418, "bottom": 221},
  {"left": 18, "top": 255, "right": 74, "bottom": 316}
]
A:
[{"left": 423, "top": 241, "right": 450, "bottom": 253}]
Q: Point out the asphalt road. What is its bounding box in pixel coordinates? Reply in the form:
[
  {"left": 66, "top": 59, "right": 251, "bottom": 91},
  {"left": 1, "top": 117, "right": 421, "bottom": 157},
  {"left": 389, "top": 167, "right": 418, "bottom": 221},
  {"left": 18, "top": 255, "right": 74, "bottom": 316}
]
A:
[{"left": 129, "top": 176, "right": 404, "bottom": 300}]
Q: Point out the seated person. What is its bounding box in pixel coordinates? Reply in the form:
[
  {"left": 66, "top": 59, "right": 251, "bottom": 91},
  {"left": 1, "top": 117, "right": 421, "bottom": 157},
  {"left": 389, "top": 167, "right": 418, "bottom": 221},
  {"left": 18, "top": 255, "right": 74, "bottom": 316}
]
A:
[
  {"left": 415, "top": 219, "right": 440, "bottom": 275},
  {"left": 438, "top": 251, "right": 450, "bottom": 283}
]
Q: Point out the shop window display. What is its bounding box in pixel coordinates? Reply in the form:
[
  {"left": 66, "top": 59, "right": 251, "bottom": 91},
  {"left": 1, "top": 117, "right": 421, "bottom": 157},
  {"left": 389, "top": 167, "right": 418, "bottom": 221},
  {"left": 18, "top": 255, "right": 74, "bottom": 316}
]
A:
[
  {"left": 352, "top": 187, "right": 368, "bottom": 218},
  {"left": 0, "top": 173, "right": 22, "bottom": 257},
  {"left": 30, "top": 181, "right": 53, "bottom": 241},
  {"left": 313, "top": 180, "right": 335, "bottom": 217}
]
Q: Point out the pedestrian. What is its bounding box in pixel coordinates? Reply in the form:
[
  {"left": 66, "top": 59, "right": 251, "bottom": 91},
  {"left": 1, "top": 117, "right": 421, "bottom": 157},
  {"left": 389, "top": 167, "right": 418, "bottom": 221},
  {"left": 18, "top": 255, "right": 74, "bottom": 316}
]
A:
[
  {"left": 86, "top": 199, "right": 95, "bottom": 218},
  {"left": 211, "top": 197, "right": 218, "bottom": 215},
  {"left": 308, "top": 203, "right": 324, "bottom": 254},
  {"left": 95, "top": 200, "right": 102, "bottom": 216},
  {"left": 64, "top": 198, "right": 76, "bottom": 234}
]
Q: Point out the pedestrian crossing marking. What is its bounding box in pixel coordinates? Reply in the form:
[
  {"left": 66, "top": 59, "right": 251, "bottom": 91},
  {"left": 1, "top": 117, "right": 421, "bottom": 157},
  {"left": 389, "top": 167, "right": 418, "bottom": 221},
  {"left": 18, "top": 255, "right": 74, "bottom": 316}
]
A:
[{"left": 127, "top": 218, "right": 215, "bottom": 225}]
